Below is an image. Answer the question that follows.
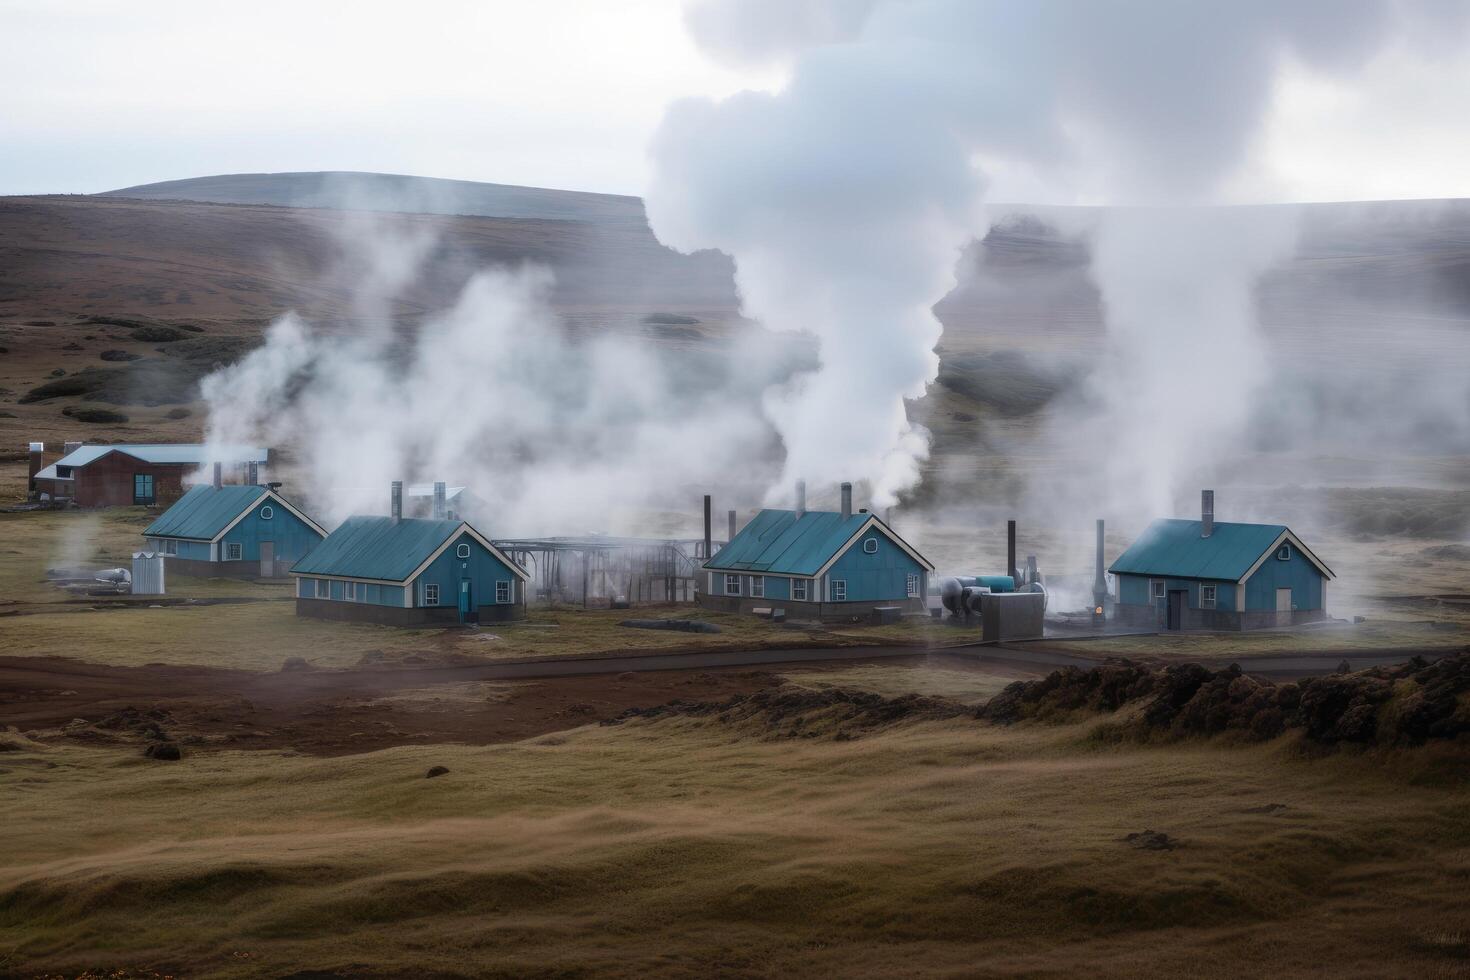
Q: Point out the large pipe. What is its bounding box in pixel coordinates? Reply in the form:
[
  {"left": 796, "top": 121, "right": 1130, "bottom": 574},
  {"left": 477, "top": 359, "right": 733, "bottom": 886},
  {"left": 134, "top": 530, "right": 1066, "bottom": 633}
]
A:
[
  {"left": 212, "top": 462, "right": 222, "bottom": 490},
  {"left": 1006, "top": 520, "right": 1017, "bottom": 583},
  {"left": 703, "top": 494, "right": 712, "bottom": 559},
  {"left": 795, "top": 480, "right": 806, "bottom": 518},
  {"left": 247, "top": 461, "right": 259, "bottom": 486},
  {"left": 1202, "top": 489, "right": 1215, "bottom": 538},
  {"left": 1093, "top": 518, "right": 1108, "bottom": 624},
  {"left": 433, "top": 481, "right": 447, "bottom": 520},
  {"left": 391, "top": 481, "right": 403, "bottom": 522},
  {"left": 840, "top": 482, "right": 852, "bottom": 520}
]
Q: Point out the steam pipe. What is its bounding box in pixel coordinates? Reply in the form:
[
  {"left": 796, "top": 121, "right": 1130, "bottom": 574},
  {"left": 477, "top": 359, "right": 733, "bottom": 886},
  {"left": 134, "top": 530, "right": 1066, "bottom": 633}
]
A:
[
  {"left": 391, "top": 481, "right": 403, "bottom": 522},
  {"left": 1006, "top": 520, "right": 1017, "bottom": 583},
  {"left": 433, "top": 481, "right": 447, "bottom": 520},
  {"left": 728, "top": 509, "right": 736, "bottom": 543},
  {"left": 1093, "top": 518, "right": 1108, "bottom": 624},
  {"left": 840, "top": 482, "right": 852, "bottom": 520},
  {"left": 212, "top": 462, "right": 222, "bottom": 490}
]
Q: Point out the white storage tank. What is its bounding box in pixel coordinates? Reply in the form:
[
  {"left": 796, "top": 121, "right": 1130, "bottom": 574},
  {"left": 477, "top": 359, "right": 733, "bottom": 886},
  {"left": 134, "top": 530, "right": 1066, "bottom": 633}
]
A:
[{"left": 131, "top": 552, "right": 166, "bottom": 595}]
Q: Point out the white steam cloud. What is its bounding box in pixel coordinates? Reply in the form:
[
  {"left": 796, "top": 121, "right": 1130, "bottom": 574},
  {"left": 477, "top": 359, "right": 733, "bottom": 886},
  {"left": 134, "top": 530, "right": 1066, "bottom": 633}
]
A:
[{"left": 647, "top": 0, "right": 1468, "bottom": 514}]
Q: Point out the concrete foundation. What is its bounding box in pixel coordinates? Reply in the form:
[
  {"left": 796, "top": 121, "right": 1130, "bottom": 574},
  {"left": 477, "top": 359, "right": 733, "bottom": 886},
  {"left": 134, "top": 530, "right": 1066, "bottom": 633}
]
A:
[
  {"left": 1113, "top": 602, "right": 1329, "bottom": 631},
  {"left": 695, "top": 592, "right": 926, "bottom": 623},
  {"left": 295, "top": 597, "right": 526, "bottom": 627}
]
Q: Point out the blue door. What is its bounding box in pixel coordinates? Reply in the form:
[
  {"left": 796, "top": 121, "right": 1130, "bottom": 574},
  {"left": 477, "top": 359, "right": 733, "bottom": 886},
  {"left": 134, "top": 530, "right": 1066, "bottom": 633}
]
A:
[{"left": 458, "top": 579, "right": 473, "bottom": 623}]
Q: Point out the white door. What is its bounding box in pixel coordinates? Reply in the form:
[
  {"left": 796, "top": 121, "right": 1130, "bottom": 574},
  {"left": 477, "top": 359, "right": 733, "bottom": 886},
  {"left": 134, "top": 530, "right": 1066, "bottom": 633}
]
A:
[
  {"left": 260, "top": 541, "right": 274, "bottom": 578},
  {"left": 1275, "top": 588, "right": 1292, "bottom": 626}
]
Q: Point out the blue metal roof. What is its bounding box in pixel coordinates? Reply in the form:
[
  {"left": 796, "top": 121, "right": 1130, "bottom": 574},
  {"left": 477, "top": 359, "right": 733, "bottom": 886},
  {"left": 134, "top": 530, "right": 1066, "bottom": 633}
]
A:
[
  {"left": 703, "top": 509, "right": 932, "bottom": 575},
  {"left": 1109, "top": 519, "right": 1331, "bottom": 581},
  {"left": 144, "top": 485, "right": 268, "bottom": 540},
  {"left": 289, "top": 516, "right": 465, "bottom": 582}
]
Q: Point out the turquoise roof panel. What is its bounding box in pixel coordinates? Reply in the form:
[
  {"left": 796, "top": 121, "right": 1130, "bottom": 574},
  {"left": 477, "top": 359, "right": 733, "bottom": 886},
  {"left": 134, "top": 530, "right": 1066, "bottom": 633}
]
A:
[
  {"left": 290, "top": 516, "right": 462, "bottom": 582},
  {"left": 704, "top": 509, "right": 919, "bottom": 575},
  {"left": 144, "top": 485, "right": 267, "bottom": 540},
  {"left": 1109, "top": 519, "right": 1298, "bottom": 581}
]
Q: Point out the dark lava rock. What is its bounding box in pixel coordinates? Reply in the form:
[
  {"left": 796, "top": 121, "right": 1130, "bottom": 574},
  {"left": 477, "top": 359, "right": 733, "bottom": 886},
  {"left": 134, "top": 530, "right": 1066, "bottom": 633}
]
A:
[
  {"left": 144, "top": 741, "right": 182, "bottom": 761},
  {"left": 165, "top": 406, "right": 191, "bottom": 419},
  {"left": 1123, "top": 830, "right": 1177, "bottom": 851},
  {"left": 426, "top": 765, "right": 450, "bottom": 779},
  {"left": 100, "top": 349, "right": 140, "bottom": 362},
  {"left": 48, "top": 368, "right": 65, "bottom": 377},
  {"left": 281, "top": 656, "right": 313, "bottom": 672},
  {"left": 620, "top": 618, "right": 721, "bottom": 634}
]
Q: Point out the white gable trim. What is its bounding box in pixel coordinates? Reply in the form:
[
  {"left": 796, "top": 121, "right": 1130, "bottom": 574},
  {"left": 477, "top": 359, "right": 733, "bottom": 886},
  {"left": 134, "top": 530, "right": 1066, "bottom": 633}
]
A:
[
  {"left": 1237, "top": 529, "right": 1335, "bottom": 584},
  {"left": 211, "top": 489, "right": 328, "bottom": 543},
  {"left": 813, "top": 515, "right": 935, "bottom": 579},
  {"left": 401, "top": 521, "right": 533, "bottom": 588}
]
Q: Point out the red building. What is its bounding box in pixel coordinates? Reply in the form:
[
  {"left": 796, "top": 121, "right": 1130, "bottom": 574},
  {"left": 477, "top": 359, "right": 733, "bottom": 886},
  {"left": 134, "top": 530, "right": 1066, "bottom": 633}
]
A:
[{"left": 30, "top": 444, "right": 269, "bottom": 508}]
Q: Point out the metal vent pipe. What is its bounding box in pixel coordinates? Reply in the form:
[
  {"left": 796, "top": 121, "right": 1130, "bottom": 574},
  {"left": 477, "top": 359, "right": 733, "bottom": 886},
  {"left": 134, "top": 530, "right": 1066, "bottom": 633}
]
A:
[
  {"left": 1202, "top": 489, "right": 1215, "bottom": 538},
  {"left": 840, "top": 482, "right": 852, "bottom": 520},
  {"left": 391, "top": 481, "right": 403, "bottom": 522},
  {"left": 212, "top": 462, "right": 222, "bottom": 490},
  {"left": 795, "top": 480, "right": 806, "bottom": 518},
  {"left": 1007, "top": 520, "right": 1017, "bottom": 582},
  {"left": 433, "top": 481, "right": 447, "bottom": 520},
  {"left": 703, "top": 495, "right": 712, "bottom": 559}
]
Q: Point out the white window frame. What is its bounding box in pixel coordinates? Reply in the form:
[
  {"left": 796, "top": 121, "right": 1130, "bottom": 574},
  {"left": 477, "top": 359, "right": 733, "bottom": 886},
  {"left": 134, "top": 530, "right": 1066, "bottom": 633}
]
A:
[
  {"left": 315, "top": 578, "right": 329, "bottom": 599},
  {"left": 162, "top": 538, "right": 178, "bottom": 556},
  {"left": 260, "top": 505, "right": 273, "bottom": 520},
  {"left": 750, "top": 575, "right": 764, "bottom": 598},
  {"left": 224, "top": 542, "right": 242, "bottom": 561},
  {"left": 792, "top": 579, "right": 808, "bottom": 601},
  {"left": 1277, "top": 544, "right": 1291, "bottom": 561},
  {"left": 863, "top": 538, "right": 878, "bottom": 554},
  {"left": 724, "top": 574, "right": 740, "bottom": 596},
  {"left": 496, "top": 580, "right": 511, "bottom": 603},
  {"left": 345, "top": 581, "right": 358, "bottom": 602},
  {"left": 1200, "top": 584, "right": 1217, "bottom": 609},
  {"left": 831, "top": 579, "right": 847, "bottom": 601},
  {"left": 424, "top": 583, "right": 440, "bottom": 606},
  {"left": 456, "top": 543, "right": 471, "bottom": 559},
  {"left": 1150, "top": 579, "right": 1165, "bottom": 600},
  {"left": 906, "top": 573, "right": 920, "bottom": 598}
]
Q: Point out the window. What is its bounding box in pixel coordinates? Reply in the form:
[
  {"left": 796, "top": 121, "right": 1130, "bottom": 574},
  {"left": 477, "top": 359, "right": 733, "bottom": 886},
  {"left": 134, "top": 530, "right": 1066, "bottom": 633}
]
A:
[
  {"left": 906, "top": 573, "right": 920, "bottom": 598},
  {"left": 724, "top": 574, "right": 740, "bottom": 596},
  {"left": 133, "top": 473, "right": 155, "bottom": 505},
  {"left": 344, "top": 581, "right": 358, "bottom": 602},
  {"left": 863, "top": 538, "right": 878, "bottom": 554},
  {"left": 424, "top": 583, "right": 440, "bottom": 606},
  {"left": 792, "top": 579, "right": 808, "bottom": 601},
  {"left": 1200, "top": 584, "right": 1217, "bottom": 609},
  {"left": 224, "top": 542, "right": 242, "bottom": 561},
  {"left": 1277, "top": 544, "right": 1291, "bottom": 561},
  {"left": 260, "top": 505, "right": 274, "bottom": 520},
  {"left": 750, "top": 576, "right": 764, "bottom": 598},
  {"left": 315, "top": 578, "right": 329, "bottom": 599},
  {"left": 1151, "top": 580, "right": 1166, "bottom": 600},
  {"left": 831, "top": 579, "right": 847, "bottom": 601},
  {"left": 496, "top": 580, "right": 511, "bottom": 603},
  {"left": 456, "top": 543, "right": 471, "bottom": 559},
  {"left": 162, "top": 539, "right": 178, "bottom": 556}
]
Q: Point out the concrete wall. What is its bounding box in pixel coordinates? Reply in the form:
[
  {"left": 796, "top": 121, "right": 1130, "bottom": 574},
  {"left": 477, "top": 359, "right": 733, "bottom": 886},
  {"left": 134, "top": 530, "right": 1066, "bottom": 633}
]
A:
[
  {"left": 1114, "top": 602, "right": 1329, "bottom": 631},
  {"left": 696, "top": 592, "right": 926, "bottom": 622},
  {"left": 295, "top": 596, "right": 525, "bottom": 626}
]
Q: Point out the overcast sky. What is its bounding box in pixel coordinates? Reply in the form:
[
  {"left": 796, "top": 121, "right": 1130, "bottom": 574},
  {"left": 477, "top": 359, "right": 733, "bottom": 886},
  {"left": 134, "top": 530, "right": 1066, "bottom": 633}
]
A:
[{"left": 1, "top": 0, "right": 1467, "bottom": 203}]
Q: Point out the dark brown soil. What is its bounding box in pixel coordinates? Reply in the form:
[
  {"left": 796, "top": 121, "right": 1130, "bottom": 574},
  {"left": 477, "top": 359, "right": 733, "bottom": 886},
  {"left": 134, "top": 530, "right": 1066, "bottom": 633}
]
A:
[{"left": 0, "top": 656, "right": 781, "bottom": 757}]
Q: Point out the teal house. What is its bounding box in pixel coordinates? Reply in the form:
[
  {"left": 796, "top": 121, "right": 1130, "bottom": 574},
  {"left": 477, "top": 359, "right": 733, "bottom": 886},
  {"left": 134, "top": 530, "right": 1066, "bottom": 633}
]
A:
[
  {"left": 143, "top": 483, "right": 326, "bottom": 579},
  {"left": 1110, "top": 494, "right": 1334, "bottom": 631},
  {"left": 699, "top": 486, "right": 932, "bottom": 621},
  {"left": 291, "top": 489, "right": 529, "bottom": 626}
]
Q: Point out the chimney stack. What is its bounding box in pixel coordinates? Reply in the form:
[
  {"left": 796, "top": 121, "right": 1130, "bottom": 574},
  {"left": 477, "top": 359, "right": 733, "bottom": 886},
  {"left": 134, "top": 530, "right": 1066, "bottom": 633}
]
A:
[
  {"left": 795, "top": 479, "right": 806, "bottom": 518},
  {"left": 64, "top": 441, "right": 82, "bottom": 457},
  {"left": 1093, "top": 518, "right": 1108, "bottom": 624},
  {"left": 247, "top": 461, "right": 259, "bottom": 486},
  {"left": 1202, "top": 489, "right": 1214, "bottom": 538},
  {"left": 433, "top": 481, "right": 447, "bottom": 520},
  {"left": 212, "top": 462, "right": 222, "bottom": 490},
  {"left": 703, "top": 494, "right": 712, "bottom": 559},
  {"left": 840, "top": 482, "right": 852, "bottom": 520},
  {"left": 728, "top": 509, "right": 736, "bottom": 543},
  {"left": 27, "top": 442, "right": 43, "bottom": 495},
  {"left": 391, "top": 481, "right": 403, "bottom": 522},
  {"left": 1007, "top": 519, "right": 1017, "bottom": 583}
]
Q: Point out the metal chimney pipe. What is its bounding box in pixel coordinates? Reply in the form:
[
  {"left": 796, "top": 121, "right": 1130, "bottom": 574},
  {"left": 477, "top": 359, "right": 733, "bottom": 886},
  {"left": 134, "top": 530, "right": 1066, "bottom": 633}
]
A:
[
  {"left": 1202, "top": 489, "right": 1214, "bottom": 538},
  {"left": 433, "top": 481, "right": 447, "bottom": 520},
  {"left": 391, "top": 481, "right": 403, "bottom": 522},
  {"left": 247, "top": 461, "right": 259, "bottom": 486},
  {"left": 212, "top": 462, "right": 222, "bottom": 490},
  {"left": 795, "top": 480, "right": 806, "bottom": 518},
  {"left": 27, "top": 442, "right": 43, "bottom": 494},
  {"left": 703, "top": 494, "right": 712, "bottom": 559},
  {"left": 840, "top": 482, "right": 852, "bottom": 520},
  {"left": 1093, "top": 518, "right": 1108, "bottom": 624},
  {"left": 728, "top": 509, "right": 736, "bottom": 543},
  {"left": 64, "top": 441, "right": 82, "bottom": 457},
  {"left": 1007, "top": 520, "right": 1017, "bottom": 583}
]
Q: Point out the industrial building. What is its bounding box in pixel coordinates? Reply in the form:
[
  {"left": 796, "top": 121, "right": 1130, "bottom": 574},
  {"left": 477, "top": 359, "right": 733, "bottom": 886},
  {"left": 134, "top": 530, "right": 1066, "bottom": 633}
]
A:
[
  {"left": 28, "top": 442, "right": 269, "bottom": 507},
  {"left": 698, "top": 482, "right": 933, "bottom": 621},
  {"left": 1110, "top": 491, "right": 1334, "bottom": 631},
  {"left": 291, "top": 482, "right": 530, "bottom": 626},
  {"left": 143, "top": 471, "right": 326, "bottom": 579}
]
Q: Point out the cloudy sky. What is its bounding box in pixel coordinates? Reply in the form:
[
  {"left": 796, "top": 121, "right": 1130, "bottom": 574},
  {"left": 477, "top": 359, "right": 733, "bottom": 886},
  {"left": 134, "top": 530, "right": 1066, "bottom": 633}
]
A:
[{"left": 1, "top": 0, "right": 1467, "bottom": 203}]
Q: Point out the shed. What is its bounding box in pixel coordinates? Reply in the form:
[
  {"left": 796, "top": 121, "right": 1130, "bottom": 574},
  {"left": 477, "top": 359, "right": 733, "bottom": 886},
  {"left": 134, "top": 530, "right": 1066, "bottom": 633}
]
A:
[
  {"left": 1110, "top": 503, "right": 1334, "bottom": 631},
  {"left": 291, "top": 516, "right": 531, "bottom": 626},
  {"left": 699, "top": 502, "right": 933, "bottom": 621},
  {"left": 33, "top": 443, "right": 268, "bottom": 507},
  {"left": 143, "top": 484, "right": 327, "bottom": 578}
]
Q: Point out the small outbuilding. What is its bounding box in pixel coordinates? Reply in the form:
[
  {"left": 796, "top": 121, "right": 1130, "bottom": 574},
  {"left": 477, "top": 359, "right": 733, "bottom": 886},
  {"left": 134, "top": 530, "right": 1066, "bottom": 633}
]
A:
[
  {"left": 31, "top": 443, "right": 268, "bottom": 507},
  {"left": 291, "top": 487, "right": 530, "bottom": 626},
  {"left": 1110, "top": 492, "right": 1335, "bottom": 631},
  {"left": 698, "top": 484, "right": 933, "bottom": 621},
  {"left": 143, "top": 483, "right": 327, "bottom": 578}
]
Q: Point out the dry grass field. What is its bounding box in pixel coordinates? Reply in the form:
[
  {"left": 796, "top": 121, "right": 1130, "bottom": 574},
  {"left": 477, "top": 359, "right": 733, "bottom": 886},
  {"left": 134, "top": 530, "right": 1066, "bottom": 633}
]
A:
[{"left": 3, "top": 705, "right": 1469, "bottom": 978}]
